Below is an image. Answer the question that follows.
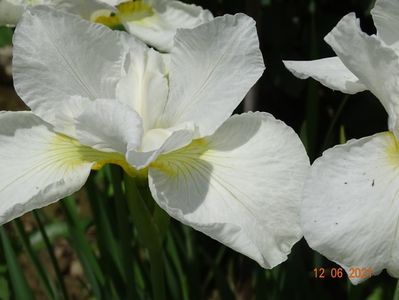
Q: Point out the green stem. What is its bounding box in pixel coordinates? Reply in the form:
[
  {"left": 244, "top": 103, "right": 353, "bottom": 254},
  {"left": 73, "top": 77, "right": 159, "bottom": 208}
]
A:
[
  {"left": 85, "top": 176, "right": 126, "bottom": 292},
  {"left": 0, "top": 227, "right": 34, "bottom": 300},
  {"left": 61, "top": 198, "right": 104, "bottom": 298},
  {"left": 124, "top": 174, "right": 166, "bottom": 300},
  {"left": 166, "top": 231, "right": 189, "bottom": 300},
  {"left": 33, "top": 210, "right": 69, "bottom": 300},
  {"left": 306, "top": 0, "right": 319, "bottom": 161},
  {"left": 149, "top": 248, "right": 166, "bottom": 300},
  {"left": 153, "top": 202, "right": 170, "bottom": 242},
  {"left": 110, "top": 166, "right": 139, "bottom": 299},
  {"left": 13, "top": 219, "right": 56, "bottom": 300},
  {"left": 321, "top": 95, "right": 349, "bottom": 150}
]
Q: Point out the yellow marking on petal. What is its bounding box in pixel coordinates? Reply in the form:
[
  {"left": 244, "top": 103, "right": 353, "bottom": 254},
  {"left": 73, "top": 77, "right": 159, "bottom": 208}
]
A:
[
  {"left": 95, "top": 15, "right": 122, "bottom": 28},
  {"left": 51, "top": 133, "right": 145, "bottom": 178},
  {"left": 117, "top": 0, "right": 154, "bottom": 22},
  {"left": 92, "top": 1, "right": 154, "bottom": 29},
  {"left": 386, "top": 131, "right": 399, "bottom": 166},
  {"left": 91, "top": 9, "right": 122, "bottom": 28},
  {"left": 150, "top": 139, "right": 209, "bottom": 177}
]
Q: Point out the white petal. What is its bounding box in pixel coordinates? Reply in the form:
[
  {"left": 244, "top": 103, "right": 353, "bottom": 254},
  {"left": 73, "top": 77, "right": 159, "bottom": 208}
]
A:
[
  {"left": 0, "top": 0, "right": 115, "bottom": 26},
  {"left": 159, "top": 14, "right": 265, "bottom": 137},
  {"left": 75, "top": 99, "right": 143, "bottom": 153},
  {"left": 302, "top": 132, "right": 399, "bottom": 283},
  {"left": 13, "top": 6, "right": 126, "bottom": 126},
  {"left": 116, "top": 30, "right": 148, "bottom": 53},
  {"left": 56, "top": 0, "right": 114, "bottom": 21},
  {"left": 283, "top": 57, "right": 366, "bottom": 94},
  {"left": 0, "top": 111, "right": 93, "bottom": 225},
  {"left": 53, "top": 95, "right": 92, "bottom": 138},
  {"left": 371, "top": 0, "right": 399, "bottom": 47},
  {"left": 97, "top": 0, "right": 125, "bottom": 6},
  {"left": 122, "top": 0, "right": 213, "bottom": 51},
  {"left": 0, "top": 0, "right": 23, "bottom": 25},
  {"left": 149, "top": 112, "right": 309, "bottom": 268},
  {"left": 324, "top": 13, "right": 399, "bottom": 136},
  {"left": 127, "top": 123, "right": 195, "bottom": 169},
  {"left": 116, "top": 47, "right": 168, "bottom": 131}
]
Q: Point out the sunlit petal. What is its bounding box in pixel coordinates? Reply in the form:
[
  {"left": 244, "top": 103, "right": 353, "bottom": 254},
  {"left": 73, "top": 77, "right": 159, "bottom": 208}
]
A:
[
  {"left": 371, "top": 0, "right": 399, "bottom": 48},
  {"left": 13, "top": 6, "right": 126, "bottom": 126},
  {"left": 0, "top": 112, "right": 94, "bottom": 225},
  {"left": 121, "top": 0, "right": 213, "bottom": 51},
  {"left": 283, "top": 57, "right": 366, "bottom": 94},
  {"left": 160, "top": 14, "right": 265, "bottom": 137},
  {"left": 302, "top": 132, "right": 399, "bottom": 283},
  {"left": 149, "top": 112, "right": 309, "bottom": 267},
  {"left": 325, "top": 13, "right": 399, "bottom": 137}
]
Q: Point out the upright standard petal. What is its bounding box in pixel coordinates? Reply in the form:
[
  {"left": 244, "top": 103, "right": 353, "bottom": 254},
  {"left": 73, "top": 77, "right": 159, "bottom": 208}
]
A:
[
  {"left": 116, "top": 47, "right": 168, "bottom": 131},
  {"left": 159, "top": 14, "right": 265, "bottom": 137},
  {"left": 149, "top": 112, "right": 309, "bottom": 268},
  {"left": 302, "top": 132, "right": 399, "bottom": 283},
  {"left": 371, "top": 0, "right": 399, "bottom": 47},
  {"left": 120, "top": 0, "right": 213, "bottom": 51},
  {"left": 0, "top": 112, "right": 95, "bottom": 225},
  {"left": 283, "top": 57, "right": 366, "bottom": 94},
  {"left": 13, "top": 6, "right": 126, "bottom": 125},
  {"left": 324, "top": 13, "right": 399, "bottom": 137}
]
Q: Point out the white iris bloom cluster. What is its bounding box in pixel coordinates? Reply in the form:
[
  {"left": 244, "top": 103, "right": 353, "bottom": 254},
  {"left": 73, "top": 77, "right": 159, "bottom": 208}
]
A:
[{"left": 0, "top": 0, "right": 310, "bottom": 270}]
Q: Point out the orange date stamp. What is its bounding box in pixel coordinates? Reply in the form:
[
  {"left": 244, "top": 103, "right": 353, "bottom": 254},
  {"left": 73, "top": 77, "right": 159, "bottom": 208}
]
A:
[{"left": 313, "top": 267, "right": 373, "bottom": 279}]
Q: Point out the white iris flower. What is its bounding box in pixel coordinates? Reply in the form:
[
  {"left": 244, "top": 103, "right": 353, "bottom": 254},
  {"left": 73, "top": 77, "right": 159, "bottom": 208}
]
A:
[
  {"left": 3, "top": 6, "right": 309, "bottom": 268},
  {"left": 0, "top": 0, "right": 213, "bottom": 52},
  {"left": 284, "top": 0, "right": 399, "bottom": 283},
  {"left": 0, "top": 0, "right": 113, "bottom": 25},
  {"left": 283, "top": 0, "right": 397, "bottom": 96},
  {"left": 93, "top": 0, "right": 213, "bottom": 51}
]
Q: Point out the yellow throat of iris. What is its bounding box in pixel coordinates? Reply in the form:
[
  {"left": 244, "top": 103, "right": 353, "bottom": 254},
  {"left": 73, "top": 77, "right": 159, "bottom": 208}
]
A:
[
  {"left": 150, "top": 139, "right": 210, "bottom": 177},
  {"left": 52, "top": 134, "right": 147, "bottom": 178},
  {"left": 92, "top": 0, "right": 154, "bottom": 29}
]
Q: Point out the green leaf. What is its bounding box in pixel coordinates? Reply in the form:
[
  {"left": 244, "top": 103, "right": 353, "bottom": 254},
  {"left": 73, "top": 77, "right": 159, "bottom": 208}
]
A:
[
  {"left": 33, "top": 210, "right": 69, "bottom": 300},
  {"left": 13, "top": 219, "right": 57, "bottom": 299},
  {"left": 0, "top": 275, "right": 10, "bottom": 300},
  {"left": 0, "top": 227, "right": 34, "bottom": 300},
  {"left": 61, "top": 197, "right": 105, "bottom": 298},
  {"left": 0, "top": 27, "right": 12, "bottom": 47},
  {"left": 124, "top": 174, "right": 166, "bottom": 300},
  {"left": 367, "top": 287, "right": 383, "bottom": 300}
]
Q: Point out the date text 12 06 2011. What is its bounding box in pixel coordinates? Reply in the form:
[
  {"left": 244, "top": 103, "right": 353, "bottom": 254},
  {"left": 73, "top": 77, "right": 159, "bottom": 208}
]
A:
[{"left": 313, "top": 267, "right": 373, "bottom": 279}]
